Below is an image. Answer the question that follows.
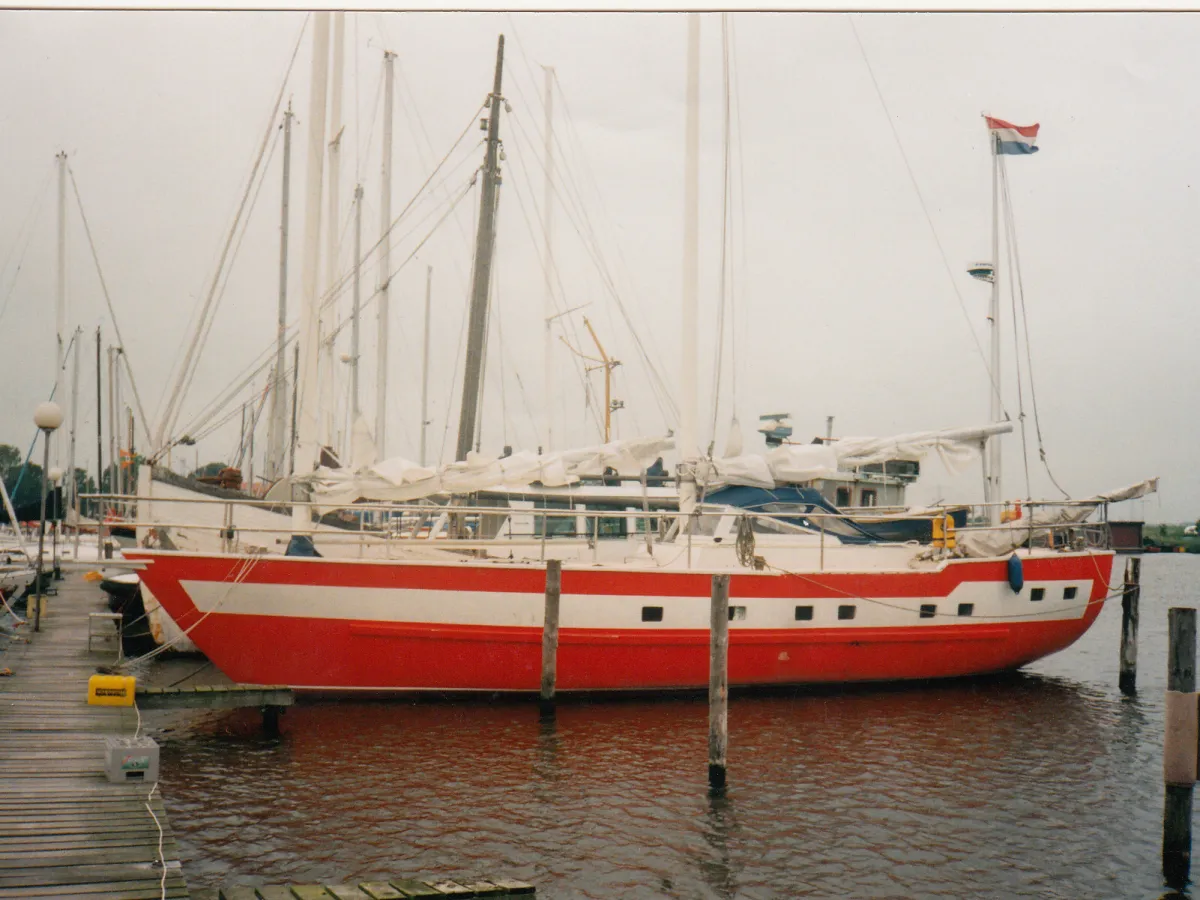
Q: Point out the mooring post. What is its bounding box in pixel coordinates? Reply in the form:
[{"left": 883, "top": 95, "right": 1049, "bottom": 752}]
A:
[
  {"left": 1163, "top": 607, "right": 1197, "bottom": 887},
  {"left": 540, "top": 559, "right": 562, "bottom": 717},
  {"left": 709, "top": 573, "right": 730, "bottom": 791},
  {"left": 1119, "top": 556, "right": 1141, "bottom": 694},
  {"left": 262, "top": 705, "right": 283, "bottom": 737}
]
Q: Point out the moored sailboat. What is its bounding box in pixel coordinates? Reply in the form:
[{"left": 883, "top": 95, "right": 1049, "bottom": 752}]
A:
[{"left": 122, "top": 16, "right": 1142, "bottom": 695}]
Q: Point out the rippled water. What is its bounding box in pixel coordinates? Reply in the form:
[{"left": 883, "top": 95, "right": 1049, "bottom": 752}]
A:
[{"left": 145, "top": 555, "right": 1200, "bottom": 899}]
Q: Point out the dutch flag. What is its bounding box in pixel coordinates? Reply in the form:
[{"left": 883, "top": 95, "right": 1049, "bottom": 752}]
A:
[{"left": 985, "top": 116, "right": 1040, "bottom": 155}]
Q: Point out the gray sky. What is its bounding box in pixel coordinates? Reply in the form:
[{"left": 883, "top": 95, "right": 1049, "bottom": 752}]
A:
[{"left": 0, "top": 11, "right": 1191, "bottom": 522}]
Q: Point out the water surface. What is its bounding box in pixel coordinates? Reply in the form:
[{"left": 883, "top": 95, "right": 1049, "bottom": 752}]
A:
[{"left": 147, "top": 554, "right": 1200, "bottom": 898}]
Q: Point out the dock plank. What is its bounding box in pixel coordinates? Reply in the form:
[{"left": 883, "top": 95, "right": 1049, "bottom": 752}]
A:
[{"left": 0, "top": 576, "right": 191, "bottom": 899}]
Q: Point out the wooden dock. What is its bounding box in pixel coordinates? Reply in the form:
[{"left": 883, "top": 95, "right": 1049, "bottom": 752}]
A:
[
  {"left": 0, "top": 575, "right": 190, "bottom": 899},
  {"left": 191, "top": 879, "right": 535, "bottom": 899}
]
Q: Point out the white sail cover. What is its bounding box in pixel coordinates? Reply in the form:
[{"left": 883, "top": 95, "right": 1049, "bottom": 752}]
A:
[
  {"left": 304, "top": 436, "right": 675, "bottom": 506},
  {"left": 304, "top": 423, "right": 1016, "bottom": 505},
  {"left": 700, "top": 422, "right": 1014, "bottom": 491},
  {"left": 956, "top": 477, "right": 1160, "bottom": 558}
]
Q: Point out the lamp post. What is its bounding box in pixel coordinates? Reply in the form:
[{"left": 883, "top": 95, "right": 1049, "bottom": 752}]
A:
[
  {"left": 48, "top": 467, "right": 63, "bottom": 580},
  {"left": 33, "top": 402, "right": 63, "bottom": 632}
]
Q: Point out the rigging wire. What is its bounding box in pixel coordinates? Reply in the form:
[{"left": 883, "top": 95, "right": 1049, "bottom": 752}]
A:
[
  {"left": 502, "top": 22, "right": 679, "bottom": 426},
  {"left": 999, "top": 156, "right": 1033, "bottom": 502},
  {"left": 0, "top": 165, "right": 54, "bottom": 327},
  {"left": 66, "top": 165, "right": 154, "bottom": 450},
  {"left": 177, "top": 119, "right": 285, "bottom": 434},
  {"left": 708, "top": 13, "right": 734, "bottom": 456},
  {"left": 547, "top": 67, "right": 680, "bottom": 423},
  {"left": 324, "top": 171, "right": 478, "bottom": 344},
  {"left": 156, "top": 13, "right": 310, "bottom": 456},
  {"left": 499, "top": 118, "right": 604, "bottom": 437},
  {"left": 848, "top": 17, "right": 1009, "bottom": 416},
  {"left": 729, "top": 14, "right": 749, "bottom": 415},
  {"left": 318, "top": 107, "right": 485, "bottom": 316},
  {"left": 1000, "top": 153, "right": 1071, "bottom": 499},
  {"left": 505, "top": 105, "right": 674, "bottom": 431}
]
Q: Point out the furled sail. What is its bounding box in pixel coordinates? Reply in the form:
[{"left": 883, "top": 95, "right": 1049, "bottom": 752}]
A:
[
  {"left": 956, "top": 477, "right": 1160, "bottom": 558},
  {"left": 301, "top": 436, "right": 676, "bottom": 507}
]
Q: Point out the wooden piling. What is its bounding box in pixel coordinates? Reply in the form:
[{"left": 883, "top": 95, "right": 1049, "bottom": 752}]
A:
[
  {"left": 1119, "top": 556, "right": 1141, "bottom": 694},
  {"left": 1163, "top": 606, "right": 1197, "bottom": 887},
  {"left": 539, "top": 559, "right": 562, "bottom": 716},
  {"left": 709, "top": 573, "right": 730, "bottom": 790}
]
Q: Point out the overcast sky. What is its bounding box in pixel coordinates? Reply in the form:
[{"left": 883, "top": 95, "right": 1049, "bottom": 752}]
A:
[{"left": 0, "top": 11, "right": 1192, "bottom": 522}]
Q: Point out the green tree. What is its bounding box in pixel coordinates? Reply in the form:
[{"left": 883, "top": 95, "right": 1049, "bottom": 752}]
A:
[{"left": 0, "top": 444, "right": 20, "bottom": 474}]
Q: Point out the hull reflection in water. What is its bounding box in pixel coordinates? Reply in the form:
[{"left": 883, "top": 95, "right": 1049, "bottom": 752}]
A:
[{"left": 153, "top": 659, "right": 1161, "bottom": 899}]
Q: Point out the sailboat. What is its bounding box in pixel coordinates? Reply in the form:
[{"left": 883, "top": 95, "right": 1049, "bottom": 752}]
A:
[{"left": 124, "top": 16, "right": 1138, "bottom": 693}]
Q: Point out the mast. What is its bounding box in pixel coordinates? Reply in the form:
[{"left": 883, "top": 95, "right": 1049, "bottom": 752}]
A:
[
  {"left": 94, "top": 327, "right": 101, "bottom": 514},
  {"left": 66, "top": 326, "right": 81, "bottom": 525},
  {"left": 679, "top": 15, "right": 701, "bottom": 517},
  {"left": 106, "top": 347, "right": 115, "bottom": 497},
  {"left": 267, "top": 102, "right": 293, "bottom": 482},
  {"left": 292, "top": 10, "right": 331, "bottom": 530},
  {"left": 289, "top": 342, "right": 300, "bottom": 476},
  {"left": 377, "top": 50, "right": 395, "bottom": 459},
  {"left": 55, "top": 152, "right": 67, "bottom": 474},
  {"left": 420, "top": 265, "right": 432, "bottom": 467},
  {"left": 351, "top": 183, "right": 363, "bottom": 416},
  {"left": 542, "top": 64, "right": 555, "bottom": 454},
  {"left": 321, "top": 10, "right": 345, "bottom": 454},
  {"left": 455, "top": 35, "right": 506, "bottom": 462},
  {"left": 583, "top": 318, "right": 619, "bottom": 442},
  {"left": 987, "top": 129, "right": 1002, "bottom": 521}
]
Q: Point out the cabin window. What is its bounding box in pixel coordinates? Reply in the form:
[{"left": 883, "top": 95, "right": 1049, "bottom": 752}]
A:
[
  {"left": 835, "top": 487, "right": 852, "bottom": 507},
  {"left": 919, "top": 604, "right": 936, "bottom": 619},
  {"left": 860, "top": 489, "right": 877, "bottom": 507},
  {"left": 728, "top": 606, "right": 746, "bottom": 621},
  {"left": 838, "top": 604, "right": 856, "bottom": 620},
  {"left": 534, "top": 500, "right": 576, "bottom": 539},
  {"left": 1063, "top": 586, "right": 1078, "bottom": 600},
  {"left": 1030, "top": 588, "right": 1045, "bottom": 602},
  {"left": 795, "top": 605, "right": 814, "bottom": 621},
  {"left": 641, "top": 606, "right": 664, "bottom": 622},
  {"left": 957, "top": 603, "right": 974, "bottom": 616}
]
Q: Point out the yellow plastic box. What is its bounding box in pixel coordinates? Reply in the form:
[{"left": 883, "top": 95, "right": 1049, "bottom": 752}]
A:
[{"left": 87, "top": 674, "right": 136, "bottom": 707}]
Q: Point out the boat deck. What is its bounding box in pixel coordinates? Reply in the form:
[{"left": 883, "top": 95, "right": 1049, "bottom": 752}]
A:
[{"left": 0, "top": 575, "right": 190, "bottom": 899}]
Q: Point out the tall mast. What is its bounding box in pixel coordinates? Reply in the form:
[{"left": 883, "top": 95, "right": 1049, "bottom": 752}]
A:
[
  {"left": 987, "top": 130, "right": 1002, "bottom": 521},
  {"left": 455, "top": 35, "right": 506, "bottom": 462},
  {"left": 55, "top": 151, "right": 67, "bottom": 474},
  {"left": 420, "top": 265, "right": 432, "bottom": 467},
  {"left": 542, "top": 64, "right": 555, "bottom": 455},
  {"left": 106, "top": 347, "right": 116, "bottom": 495},
  {"left": 679, "top": 15, "right": 701, "bottom": 517},
  {"left": 268, "top": 102, "right": 294, "bottom": 482},
  {"left": 376, "top": 50, "right": 395, "bottom": 459},
  {"left": 292, "top": 10, "right": 331, "bottom": 532},
  {"left": 351, "top": 183, "right": 363, "bottom": 417},
  {"left": 66, "top": 326, "right": 81, "bottom": 520},
  {"left": 321, "top": 10, "right": 345, "bottom": 455},
  {"left": 94, "top": 328, "right": 102, "bottom": 509}
]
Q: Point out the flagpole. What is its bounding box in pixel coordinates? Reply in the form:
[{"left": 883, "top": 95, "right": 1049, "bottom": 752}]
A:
[{"left": 988, "top": 128, "right": 1002, "bottom": 524}]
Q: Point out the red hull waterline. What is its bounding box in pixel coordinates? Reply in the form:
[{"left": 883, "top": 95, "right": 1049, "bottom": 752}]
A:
[{"left": 127, "top": 550, "right": 1115, "bottom": 695}]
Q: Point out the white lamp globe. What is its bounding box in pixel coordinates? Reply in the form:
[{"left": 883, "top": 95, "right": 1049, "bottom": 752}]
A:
[
  {"left": 33, "top": 401, "right": 63, "bottom": 432},
  {"left": 48, "top": 467, "right": 64, "bottom": 485}
]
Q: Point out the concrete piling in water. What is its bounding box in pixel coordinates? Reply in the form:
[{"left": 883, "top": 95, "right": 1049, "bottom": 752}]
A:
[
  {"left": 540, "top": 559, "right": 562, "bottom": 718},
  {"left": 1163, "top": 607, "right": 1197, "bottom": 887},
  {"left": 1119, "top": 556, "right": 1141, "bottom": 695},
  {"left": 709, "top": 573, "right": 730, "bottom": 791}
]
